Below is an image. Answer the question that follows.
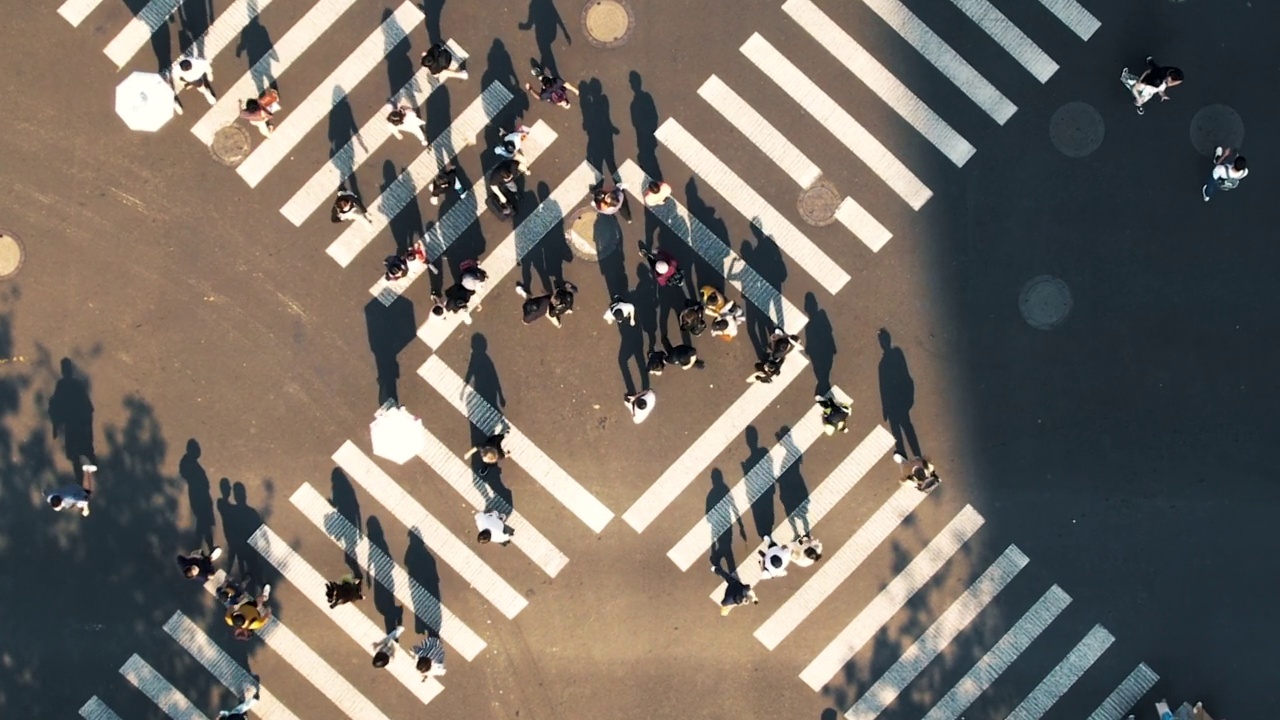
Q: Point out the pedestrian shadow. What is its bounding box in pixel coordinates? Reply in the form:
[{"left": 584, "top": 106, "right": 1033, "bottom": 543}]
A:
[
  {"left": 216, "top": 478, "right": 266, "bottom": 578},
  {"left": 629, "top": 71, "right": 661, "bottom": 180},
  {"left": 328, "top": 91, "right": 365, "bottom": 193},
  {"left": 404, "top": 531, "right": 443, "bottom": 635},
  {"left": 364, "top": 296, "right": 417, "bottom": 406},
  {"left": 383, "top": 9, "right": 417, "bottom": 100},
  {"left": 633, "top": 261, "right": 661, "bottom": 376},
  {"left": 366, "top": 516, "right": 404, "bottom": 632},
  {"left": 517, "top": 0, "right": 571, "bottom": 75},
  {"left": 518, "top": 184, "right": 569, "bottom": 291},
  {"left": 821, "top": 710, "right": 838, "bottom": 720},
  {"left": 707, "top": 468, "right": 743, "bottom": 574},
  {"left": 328, "top": 467, "right": 364, "bottom": 582},
  {"left": 177, "top": 0, "right": 213, "bottom": 57},
  {"left": 804, "top": 292, "right": 837, "bottom": 396},
  {"left": 476, "top": 462, "right": 515, "bottom": 511},
  {"left": 878, "top": 328, "right": 922, "bottom": 458},
  {"left": 742, "top": 223, "right": 789, "bottom": 355},
  {"left": 480, "top": 39, "right": 529, "bottom": 128},
  {"left": 178, "top": 439, "right": 216, "bottom": 551},
  {"left": 683, "top": 177, "right": 730, "bottom": 297},
  {"left": 741, "top": 427, "right": 775, "bottom": 539},
  {"left": 236, "top": 0, "right": 278, "bottom": 94},
  {"left": 614, "top": 316, "right": 645, "bottom": 396},
  {"left": 420, "top": 0, "right": 443, "bottom": 44},
  {"left": 380, "top": 160, "right": 423, "bottom": 254},
  {"left": 48, "top": 357, "right": 96, "bottom": 480},
  {"left": 776, "top": 430, "right": 810, "bottom": 537},
  {"left": 580, "top": 78, "right": 620, "bottom": 181},
  {"left": 463, "top": 334, "right": 506, "bottom": 411}
]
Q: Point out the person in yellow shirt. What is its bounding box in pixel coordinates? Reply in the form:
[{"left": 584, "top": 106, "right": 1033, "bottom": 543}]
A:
[{"left": 225, "top": 582, "right": 272, "bottom": 640}]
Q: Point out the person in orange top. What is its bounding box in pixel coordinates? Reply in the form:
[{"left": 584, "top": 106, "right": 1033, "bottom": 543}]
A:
[{"left": 225, "top": 582, "right": 272, "bottom": 640}]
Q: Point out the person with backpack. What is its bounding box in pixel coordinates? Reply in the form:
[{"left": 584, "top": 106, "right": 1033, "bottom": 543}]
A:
[
  {"left": 421, "top": 43, "right": 468, "bottom": 81},
  {"left": 386, "top": 103, "right": 427, "bottom": 145},
  {"left": 1203, "top": 146, "right": 1248, "bottom": 202},
  {"left": 525, "top": 66, "right": 578, "bottom": 109},
  {"left": 463, "top": 426, "right": 509, "bottom": 477},
  {"left": 548, "top": 279, "right": 577, "bottom": 326}
]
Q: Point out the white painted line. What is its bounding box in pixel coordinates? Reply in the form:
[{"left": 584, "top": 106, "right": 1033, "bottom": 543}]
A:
[
  {"left": 332, "top": 441, "right": 529, "bottom": 618},
  {"left": 782, "top": 0, "right": 976, "bottom": 167},
  {"left": 191, "top": 0, "right": 361, "bottom": 145},
  {"left": 120, "top": 654, "right": 210, "bottom": 720},
  {"left": 923, "top": 585, "right": 1072, "bottom": 720},
  {"left": 57, "top": 0, "right": 104, "bottom": 27},
  {"left": 709, "top": 425, "right": 895, "bottom": 603},
  {"left": 415, "top": 161, "right": 596, "bottom": 348},
  {"left": 163, "top": 612, "right": 303, "bottom": 720},
  {"left": 669, "top": 403, "right": 826, "bottom": 570},
  {"left": 326, "top": 81, "right": 517, "bottom": 267},
  {"left": 855, "top": 0, "right": 1016, "bottom": 124},
  {"left": 236, "top": 2, "right": 423, "bottom": 187},
  {"left": 178, "top": 0, "right": 277, "bottom": 67},
  {"left": 104, "top": 0, "right": 182, "bottom": 68},
  {"left": 846, "top": 545, "right": 1030, "bottom": 717},
  {"left": 79, "top": 697, "right": 124, "bottom": 720},
  {"left": 249, "top": 524, "right": 445, "bottom": 706},
  {"left": 698, "top": 75, "right": 821, "bottom": 187},
  {"left": 414, "top": 427, "right": 569, "bottom": 577},
  {"left": 290, "top": 482, "right": 488, "bottom": 660},
  {"left": 796, "top": 505, "right": 985, "bottom": 686},
  {"left": 371, "top": 121, "right": 559, "bottom": 304},
  {"left": 655, "top": 117, "right": 852, "bottom": 291},
  {"left": 947, "top": 0, "right": 1058, "bottom": 83},
  {"left": 834, "top": 197, "right": 893, "bottom": 252},
  {"left": 618, "top": 160, "right": 810, "bottom": 330},
  {"left": 1036, "top": 0, "right": 1101, "bottom": 41},
  {"left": 1006, "top": 624, "right": 1115, "bottom": 720},
  {"left": 417, "top": 354, "right": 614, "bottom": 532},
  {"left": 752, "top": 482, "right": 925, "bottom": 646},
  {"left": 1087, "top": 663, "right": 1160, "bottom": 720},
  {"left": 623, "top": 352, "right": 810, "bottom": 533}
]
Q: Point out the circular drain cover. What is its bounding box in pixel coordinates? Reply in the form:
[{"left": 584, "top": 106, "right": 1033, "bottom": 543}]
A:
[
  {"left": 1049, "top": 101, "right": 1104, "bottom": 158},
  {"left": 1019, "top": 275, "right": 1072, "bottom": 330},
  {"left": 1189, "top": 104, "right": 1244, "bottom": 157},
  {"left": 0, "top": 231, "right": 26, "bottom": 280},
  {"left": 797, "top": 180, "right": 840, "bottom": 227},
  {"left": 582, "top": 0, "right": 634, "bottom": 49},
  {"left": 210, "top": 124, "right": 253, "bottom": 167}
]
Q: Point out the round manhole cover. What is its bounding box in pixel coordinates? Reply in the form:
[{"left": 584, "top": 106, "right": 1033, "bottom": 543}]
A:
[
  {"left": 1019, "top": 275, "right": 1072, "bottom": 330},
  {"left": 582, "top": 0, "right": 634, "bottom": 49},
  {"left": 1189, "top": 104, "right": 1244, "bottom": 157},
  {"left": 1049, "top": 101, "right": 1104, "bottom": 158},
  {"left": 0, "top": 231, "right": 26, "bottom": 280},
  {"left": 566, "top": 207, "right": 622, "bottom": 262},
  {"left": 797, "top": 180, "right": 840, "bottom": 226},
  {"left": 210, "top": 124, "right": 253, "bottom": 166}
]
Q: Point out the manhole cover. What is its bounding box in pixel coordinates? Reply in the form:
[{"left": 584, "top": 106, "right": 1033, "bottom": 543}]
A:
[
  {"left": 0, "top": 231, "right": 25, "bottom": 280},
  {"left": 582, "top": 0, "right": 634, "bottom": 49},
  {"left": 210, "top": 124, "right": 253, "bottom": 166},
  {"left": 797, "top": 179, "right": 840, "bottom": 226},
  {"left": 565, "top": 207, "right": 622, "bottom": 262},
  {"left": 1189, "top": 104, "right": 1244, "bottom": 157},
  {"left": 1019, "top": 275, "right": 1072, "bottom": 330},
  {"left": 1049, "top": 101, "right": 1104, "bottom": 158}
]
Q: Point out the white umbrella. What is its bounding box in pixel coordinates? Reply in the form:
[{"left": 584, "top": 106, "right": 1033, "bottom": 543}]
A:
[
  {"left": 115, "top": 71, "right": 175, "bottom": 132},
  {"left": 369, "top": 402, "right": 426, "bottom": 465}
]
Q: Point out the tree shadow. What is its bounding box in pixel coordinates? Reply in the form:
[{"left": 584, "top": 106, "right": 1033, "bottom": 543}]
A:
[
  {"left": 629, "top": 71, "right": 661, "bottom": 180},
  {"left": 804, "top": 292, "right": 837, "bottom": 397},
  {"left": 216, "top": 478, "right": 266, "bottom": 578},
  {"left": 463, "top": 334, "right": 506, "bottom": 411},
  {"left": 707, "top": 468, "right": 743, "bottom": 574},
  {"left": 517, "top": 0, "right": 571, "bottom": 75},
  {"left": 741, "top": 223, "right": 789, "bottom": 356},
  {"left": 48, "top": 357, "right": 96, "bottom": 480},
  {"left": 580, "top": 78, "right": 620, "bottom": 180},
  {"left": 404, "top": 531, "right": 443, "bottom": 635},
  {"left": 365, "top": 516, "right": 403, "bottom": 632},
  {"left": 178, "top": 439, "right": 216, "bottom": 551},
  {"left": 741, "top": 427, "right": 775, "bottom": 539},
  {"left": 328, "top": 468, "right": 364, "bottom": 582},
  {"left": 177, "top": 0, "right": 213, "bottom": 56},
  {"left": 364, "top": 297, "right": 417, "bottom": 407},
  {"left": 328, "top": 92, "right": 364, "bottom": 196},
  {"left": 878, "top": 328, "right": 922, "bottom": 458},
  {"left": 518, "top": 183, "right": 570, "bottom": 291},
  {"left": 235, "top": 0, "right": 278, "bottom": 94},
  {"left": 776, "top": 430, "right": 810, "bottom": 538},
  {"left": 381, "top": 160, "right": 422, "bottom": 255},
  {"left": 383, "top": 8, "right": 417, "bottom": 99}
]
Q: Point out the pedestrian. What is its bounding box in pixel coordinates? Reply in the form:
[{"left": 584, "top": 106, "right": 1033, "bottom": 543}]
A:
[
  {"left": 371, "top": 625, "right": 405, "bottom": 668},
  {"left": 429, "top": 161, "right": 467, "bottom": 206},
  {"left": 225, "top": 581, "right": 272, "bottom": 640},
  {"left": 766, "top": 328, "right": 800, "bottom": 364},
  {"left": 475, "top": 510, "right": 513, "bottom": 546},
  {"left": 624, "top": 389, "right": 656, "bottom": 424},
  {"left": 386, "top": 103, "right": 427, "bottom": 145},
  {"left": 514, "top": 282, "right": 553, "bottom": 325},
  {"left": 325, "top": 575, "right": 364, "bottom": 608},
  {"left": 547, "top": 279, "right": 577, "bottom": 327},
  {"left": 46, "top": 480, "right": 92, "bottom": 517},
  {"left": 603, "top": 294, "right": 636, "bottom": 326},
  {"left": 710, "top": 303, "right": 745, "bottom": 341},
  {"left": 592, "top": 182, "right": 632, "bottom": 224},
  {"left": 169, "top": 55, "right": 217, "bottom": 114},
  {"left": 643, "top": 180, "right": 672, "bottom": 207},
  {"left": 638, "top": 242, "right": 682, "bottom": 287},
  {"left": 678, "top": 298, "right": 707, "bottom": 337},
  {"left": 816, "top": 393, "right": 851, "bottom": 435},
  {"left": 331, "top": 189, "right": 373, "bottom": 224},
  {"left": 238, "top": 97, "right": 274, "bottom": 137},
  {"left": 790, "top": 535, "right": 824, "bottom": 567},
  {"left": 489, "top": 189, "right": 517, "bottom": 219},
  {"left": 384, "top": 253, "right": 409, "bottom": 281},
  {"left": 525, "top": 66, "right": 578, "bottom": 109},
  {"left": 383, "top": 240, "right": 434, "bottom": 282},
  {"left": 215, "top": 575, "right": 252, "bottom": 609},
  {"left": 1202, "top": 146, "right": 1248, "bottom": 202},
  {"left": 746, "top": 358, "right": 783, "bottom": 384},
  {"left": 421, "top": 43, "right": 468, "bottom": 81},
  {"left": 177, "top": 546, "right": 223, "bottom": 580},
  {"left": 494, "top": 125, "right": 532, "bottom": 174},
  {"left": 646, "top": 350, "right": 667, "bottom": 376},
  {"left": 216, "top": 686, "right": 259, "bottom": 720},
  {"left": 463, "top": 426, "right": 509, "bottom": 476},
  {"left": 459, "top": 260, "right": 487, "bottom": 295},
  {"left": 427, "top": 292, "right": 449, "bottom": 321},
  {"left": 700, "top": 286, "right": 727, "bottom": 315},
  {"left": 895, "top": 453, "right": 941, "bottom": 493},
  {"left": 712, "top": 566, "right": 759, "bottom": 617},
  {"left": 661, "top": 336, "right": 705, "bottom": 370},
  {"left": 412, "top": 633, "right": 447, "bottom": 679},
  {"left": 490, "top": 159, "right": 520, "bottom": 197},
  {"left": 1126, "top": 56, "right": 1184, "bottom": 114},
  {"left": 758, "top": 535, "right": 792, "bottom": 579}
]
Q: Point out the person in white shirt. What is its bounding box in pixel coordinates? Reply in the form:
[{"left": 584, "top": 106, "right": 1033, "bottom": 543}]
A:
[
  {"left": 386, "top": 103, "right": 427, "bottom": 145},
  {"left": 1203, "top": 146, "right": 1248, "bottom": 202},
  {"left": 170, "top": 56, "right": 217, "bottom": 114},
  {"left": 216, "top": 686, "right": 258, "bottom": 719},
  {"left": 624, "top": 390, "right": 655, "bottom": 424},
  {"left": 475, "top": 510, "right": 513, "bottom": 545},
  {"left": 494, "top": 125, "right": 532, "bottom": 174},
  {"left": 643, "top": 180, "right": 672, "bottom": 206},
  {"left": 758, "top": 535, "right": 791, "bottom": 579},
  {"left": 371, "top": 625, "right": 404, "bottom": 668},
  {"left": 412, "top": 634, "right": 447, "bottom": 679},
  {"left": 789, "top": 535, "right": 824, "bottom": 568},
  {"left": 331, "top": 190, "right": 373, "bottom": 224},
  {"left": 47, "top": 482, "right": 92, "bottom": 516},
  {"left": 603, "top": 294, "right": 636, "bottom": 326}
]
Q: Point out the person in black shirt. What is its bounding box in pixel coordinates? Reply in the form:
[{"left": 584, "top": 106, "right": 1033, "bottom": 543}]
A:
[
  {"left": 678, "top": 298, "right": 707, "bottom": 337},
  {"left": 1131, "top": 56, "right": 1183, "bottom": 114},
  {"left": 661, "top": 336, "right": 704, "bottom": 370},
  {"left": 429, "top": 161, "right": 466, "bottom": 206},
  {"left": 420, "top": 43, "right": 468, "bottom": 81},
  {"left": 177, "top": 546, "right": 222, "bottom": 580},
  {"left": 646, "top": 349, "right": 667, "bottom": 376}
]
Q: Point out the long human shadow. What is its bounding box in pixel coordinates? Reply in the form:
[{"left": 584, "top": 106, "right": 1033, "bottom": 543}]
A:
[
  {"left": 383, "top": 9, "right": 417, "bottom": 100},
  {"left": 741, "top": 427, "right": 774, "bottom": 538},
  {"left": 518, "top": 184, "right": 569, "bottom": 291},
  {"left": 421, "top": 0, "right": 444, "bottom": 44},
  {"left": 328, "top": 92, "right": 364, "bottom": 198},
  {"left": 629, "top": 71, "right": 661, "bottom": 180},
  {"left": 405, "top": 531, "right": 443, "bottom": 635},
  {"left": 707, "top": 468, "right": 743, "bottom": 573},
  {"left": 366, "top": 516, "right": 403, "bottom": 632},
  {"left": 328, "top": 468, "right": 364, "bottom": 582},
  {"left": 517, "top": 0, "right": 571, "bottom": 75},
  {"left": 480, "top": 39, "right": 529, "bottom": 129},
  {"left": 633, "top": 261, "right": 661, "bottom": 373},
  {"left": 804, "top": 292, "right": 837, "bottom": 396},
  {"left": 742, "top": 223, "right": 789, "bottom": 356},
  {"left": 381, "top": 159, "right": 423, "bottom": 254},
  {"left": 177, "top": 0, "right": 213, "bottom": 56},
  {"left": 236, "top": 0, "right": 278, "bottom": 93},
  {"left": 178, "top": 439, "right": 216, "bottom": 551},
  {"left": 878, "top": 327, "right": 922, "bottom": 458},
  {"left": 463, "top": 334, "right": 506, "bottom": 411},
  {"left": 776, "top": 430, "right": 810, "bottom": 538},
  {"left": 48, "top": 357, "right": 96, "bottom": 480},
  {"left": 682, "top": 177, "right": 730, "bottom": 298},
  {"left": 580, "top": 78, "right": 620, "bottom": 180},
  {"left": 215, "top": 478, "right": 266, "bottom": 578},
  {"left": 364, "top": 296, "right": 417, "bottom": 406}
]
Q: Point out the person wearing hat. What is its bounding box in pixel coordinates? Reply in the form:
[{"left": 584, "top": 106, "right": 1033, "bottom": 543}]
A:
[
  {"left": 758, "top": 535, "right": 791, "bottom": 579},
  {"left": 464, "top": 426, "right": 509, "bottom": 476}
]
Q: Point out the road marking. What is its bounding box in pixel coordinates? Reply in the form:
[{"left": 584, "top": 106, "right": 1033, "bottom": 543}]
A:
[
  {"left": 783, "top": 0, "right": 975, "bottom": 167},
  {"left": 163, "top": 611, "right": 303, "bottom": 720},
  {"left": 1087, "top": 663, "right": 1160, "bottom": 720},
  {"left": 618, "top": 160, "right": 810, "bottom": 329},
  {"left": 414, "top": 426, "right": 569, "bottom": 577},
  {"left": 709, "top": 425, "right": 896, "bottom": 602},
  {"left": 833, "top": 197, "right": 893, "bottom": 252},
  {"left": 415, "top": 161, "right": 596, "bottom": 348},
  {"left": 845, "top": 545, "right": 1030, "bottom": 716},
  {"left": 855, "top": 0, "right": 1016, "bottom": 124},
  {"left": 280, "top": 40, "right": 466, "bottom": 225},
  {"left": 740, "top": 34, "right": 934, "bottom": 211},
  {"left": 191, "top": 0, "right": 362, "bottom": 145},
  {"left": 236, "top": 2, "right": 423, "bottom": 187},
  {"left": 332, "top": 440, "right": 529, "bottom": 617},
  {"left": 668, "top": 402, "right": 826, "bottom": 571},
  {"left": 57, "top": 0, "right": 105, "bottom": 27},
  {"left": 104, "top": 0, "right": 183, "bottom": 68},
  {"left": 249, "top": 524, "right": 446, "bottom": 705},
  {"left": 325, "top": 81, "right": 517, "bottom": 266},
  {"left": 654, "top": 117, "right": 852, "bottom": 290},
  {"left": 923, "top": 585, "right": 1072, "bottom": 720},
  {"left": 1036, "top": 0, "right": 1100, "bottom": 41},
  {"left": 371, "top": 121, "right": 559, "bottom": 305},
  {"left": 417, "top": 354, "right": 614, "bottom": 533},
  {"left": 698, "top": 75, "right": 821, "bottom": 187},
  {"left": 177, "top": 0, "right": 277, "bottom": 66},
  {"left": 623, "top": 352, "right": 810, "bottom": 532},
  {"left": 947, "top": 0, "right": 1058, "bottom": 83},
  {"left": 796, "top": 505, "right": 985, "bottom": 684},
  {"left": 79, "top": 697, "right": 124, "bottom": 720},
  {"left": 1006, "top": 624, "right": 1115, "bottom": 719},
  {"left": 290, "top": 482, "right": 488, "bottom": 660},
  {"left": 120, "top": 654, "right": 210, "bottom": 720}
]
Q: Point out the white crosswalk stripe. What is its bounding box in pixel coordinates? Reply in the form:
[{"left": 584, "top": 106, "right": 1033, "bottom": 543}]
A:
[
  {"left": 79, "top": 696, "right": 124, "bottom": 720},
  {"left": 289, "top": 482, "right": 488, "bottom": 661},
  {"left": 57, "top": 0, "right": 104, "bottom": 27},
  {"left": 120, "top": 654, "right": 210, "bottom": 720},
  {"left": 177, "top": 0, "right": 278, "bottom": 67},
  {"left": 1036, "top": 0, "right": 1101, "bottom": 41},
  {"left": 1087, "top": 663, "right": 1160, "bottom": 720},
  {"left": 947, "top": 0, "right": 1059, "bottom": 83},
  {"left": 104, "top": 0, "right": 183, "bottom": 68},
  {"left": 1006, "top": 624, "right": 1115, "bottom": 720}
]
